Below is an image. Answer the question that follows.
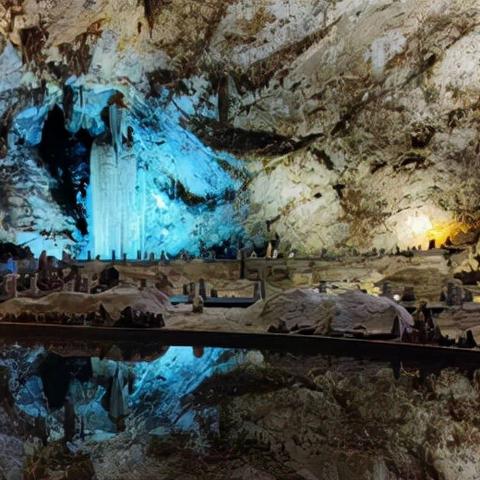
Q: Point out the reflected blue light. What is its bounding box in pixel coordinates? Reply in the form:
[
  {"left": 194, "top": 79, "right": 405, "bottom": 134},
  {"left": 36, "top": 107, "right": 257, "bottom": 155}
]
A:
[
  {"left": 11, "top": 346, "right": 254, "bottom": 435},
  {"left": 131, "top": 347, "right": 248, "bottom": 429}
]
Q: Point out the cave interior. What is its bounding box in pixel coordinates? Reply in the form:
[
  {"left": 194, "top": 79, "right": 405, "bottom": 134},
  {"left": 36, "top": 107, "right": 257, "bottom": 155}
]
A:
[{"left": 1, "top": 1, "right": 480, "bottom": 479}]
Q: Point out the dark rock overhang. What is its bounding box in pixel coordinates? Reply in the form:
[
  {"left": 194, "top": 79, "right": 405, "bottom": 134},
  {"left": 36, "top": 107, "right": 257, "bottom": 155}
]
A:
[{"left": 186, "top": 116, "right": 322, "bottom": 156}]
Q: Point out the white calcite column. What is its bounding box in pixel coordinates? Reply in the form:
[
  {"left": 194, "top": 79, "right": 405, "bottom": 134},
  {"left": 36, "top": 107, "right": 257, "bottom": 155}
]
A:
[{"left": 89, "top": 140, "right": 141, "bottom": 259}]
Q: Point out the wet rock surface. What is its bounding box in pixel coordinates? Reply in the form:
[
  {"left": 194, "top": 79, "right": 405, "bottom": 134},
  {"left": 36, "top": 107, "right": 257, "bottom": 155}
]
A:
[
  {"left": 0, "top": 344, "right": 479, "bottom": 479},
  {"left": 185, "top": 356, "right": 480, "bottom": 480}
]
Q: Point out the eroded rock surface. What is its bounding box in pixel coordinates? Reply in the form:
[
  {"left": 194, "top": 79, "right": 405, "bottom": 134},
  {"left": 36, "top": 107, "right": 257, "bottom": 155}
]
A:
[
  {"left": 0, "top": 0, "right": 479, "bottom": 253},
  {"left": 260, "top": 288, "right": 413, "bottom": 335},
  {"left": 190, "top": 359, "right": 480, "bottom": 480},
  {"left": 1, "top": 342, "right": 480, "bottom": 480}
]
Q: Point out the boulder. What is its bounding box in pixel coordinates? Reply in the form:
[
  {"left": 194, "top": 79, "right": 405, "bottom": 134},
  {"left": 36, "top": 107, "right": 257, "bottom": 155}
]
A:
[{"left": 262, "top": 289, "right": 413, "bottom": 336}]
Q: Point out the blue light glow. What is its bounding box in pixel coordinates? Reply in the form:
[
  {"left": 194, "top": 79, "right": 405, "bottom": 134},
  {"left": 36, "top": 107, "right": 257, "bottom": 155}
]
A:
[
  {"left": 10, "top": 347, "right": 255, "bottom": 436},
  {"left": 84, "top": 86, "right": 247, "bottom": 258},
  {"left": 9, "top": 82, "right": 248, "bottom": 258}
]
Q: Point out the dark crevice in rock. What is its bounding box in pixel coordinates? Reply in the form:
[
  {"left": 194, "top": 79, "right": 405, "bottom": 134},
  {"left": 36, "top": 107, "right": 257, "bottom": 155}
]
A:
[
  {"left": 19, "top": 26, "right": 48, "bottom": 66},
  {"left": 187, "top": 116, "right": 321, "bottom": 156},
  {"left": 422, "top": 53, "right": 437, "bottom": 70},
  {"left": 333, "top": 184, "right": 345, "bottom": 199},
  {"left": 217, "top": 75, "right": 229, "bottom": 124},
  {"left": 38, "top": 106, "right": 92, "bottom": 235},
  {"left": 147, "top": 68, "right": 175, "bottom": 88},
  {"left": 394, "top": 152, "right": 428, "bottom": 172},
  {"left": 214, "top": 158, "right": 249, "bottom": 183},
  {"left": 171, "top": 181, "right": 207, "bottom": 207},
  {"left": 232, "top": 16, "right": 342, "bottom": 92},
  {"left": 160, "top": 177, "right": 236, "bottom": 209},
  {"left": 448, "top": 108, "right": 470, "bottom": 128},
  {"left": 142, "top": 0, "right": 171, "bottom": 31},
  {"left": 46, "top": 61, "right": 70, "bottom": 80},
  {"left": 0, "top": 105, "right": 16, "bottom": 159},
  {"left": 147, "top": 69, "right": 190, "bottom": 97},
  {"left": 38, "top": 353, "right": 93, "bottom": 410},
  {"left": 411, "top": 124, "right": 435, "bottom": 148},
  {"left": 454, "top": 270, "right": 480, "bottom": 285},
  {"left": 331, "top": 110, "right": 355, "bottom": 137},
  {"left": 370, "top": 160, "right": 387, "bottom": 174},
  {"left": 311, "top": 147, "right": 335, "bottom": 170}
]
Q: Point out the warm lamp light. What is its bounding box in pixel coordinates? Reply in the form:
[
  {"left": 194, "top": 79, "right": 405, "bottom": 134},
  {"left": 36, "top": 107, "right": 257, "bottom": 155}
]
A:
[
  {"left": 426, "top": 220, "right": 469, "bottom": 246},
  {"left": 404, "top": 213, "right": 468, "bottom": 248}
]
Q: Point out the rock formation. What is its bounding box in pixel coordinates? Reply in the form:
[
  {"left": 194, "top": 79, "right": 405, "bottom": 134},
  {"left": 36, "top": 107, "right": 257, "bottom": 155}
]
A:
[
  {"left": 0, "top": 0, "right": 479, "bottom": 255},
  {"left": 260, "top": 288, "right": 413, "bottom": 335}
]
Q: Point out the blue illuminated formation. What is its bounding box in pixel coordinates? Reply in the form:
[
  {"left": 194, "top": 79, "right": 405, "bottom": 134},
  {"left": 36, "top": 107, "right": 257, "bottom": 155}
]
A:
[
  {"left": 131, "top": 347, "right": 243, "bottom": 429},
  {"left": 10, "top": 81, "right": 248, "bottom": 258},
  {"left": 11, "top": 347, "right": 250, "bottom": 434}
]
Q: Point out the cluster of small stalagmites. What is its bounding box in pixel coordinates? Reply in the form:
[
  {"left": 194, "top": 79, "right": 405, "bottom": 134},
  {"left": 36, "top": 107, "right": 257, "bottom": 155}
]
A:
[
  {"left": 0, "top": 306, "right": 165, "bottom": 328},
  {"left": 0, "top": 311, "right": 90, "bottom": 325},
  {"left": 380, "top": 279, "right": 473, "bottom": 305}
]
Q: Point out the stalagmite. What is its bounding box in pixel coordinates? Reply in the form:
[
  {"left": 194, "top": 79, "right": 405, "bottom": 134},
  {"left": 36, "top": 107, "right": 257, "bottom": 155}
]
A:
[
  {"left": 78, "top": 84, "right": 86, "bottom": 131},
  {"left": 109, "top": 103, "right": 125, "bottom": 163},
  {"left": 192, "top": 283, "right": 204, "bottom": 313},
  {"left": 30, "top": 273, "right": 39, "bottom": 295}
]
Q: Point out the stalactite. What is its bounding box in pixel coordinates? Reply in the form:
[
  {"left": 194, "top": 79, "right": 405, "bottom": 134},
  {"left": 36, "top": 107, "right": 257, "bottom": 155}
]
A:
[
  {"left": 109, "top": 103, "right": 124, "bottom": 164},
  {"left": 62, "top": 85, "right": 75, "bottom": 126},
  {"left": 78, "top": 84, "right": 85, "bottom": 130},
  {"left": 19, "top": 26, "right": 48, "bottom": 67},
  {"left": 143, "top": 0, "right": 165, "bottom": 32},
  {"left": 137, "top": 164, "right": 147, "bottom": 255}
]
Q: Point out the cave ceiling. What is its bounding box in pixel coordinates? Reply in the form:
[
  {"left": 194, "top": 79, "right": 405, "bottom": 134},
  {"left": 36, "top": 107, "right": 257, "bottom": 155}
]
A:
[{"left": 0, "top": 0, "right": 479, "bottom": 255}]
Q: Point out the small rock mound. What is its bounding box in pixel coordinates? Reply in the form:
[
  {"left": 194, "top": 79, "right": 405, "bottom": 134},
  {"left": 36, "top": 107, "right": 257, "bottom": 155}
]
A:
[
  {"left": 262, "top": 289, "right": 413, "bottom": 335},
  {"left": 0, "top": 286, "right": 169, "bottom": 322}
]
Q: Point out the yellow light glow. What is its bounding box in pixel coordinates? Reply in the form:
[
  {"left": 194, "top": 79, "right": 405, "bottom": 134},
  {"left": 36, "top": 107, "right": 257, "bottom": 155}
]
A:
[
  {"left": 426, "top": 220, "right": 469, "bottom": 246},
  {"left": 405, "top": 213, "right": 470, "bottom": 247},
  {"left": 360, "top": 283, "right": 380, "bottom": 296}
]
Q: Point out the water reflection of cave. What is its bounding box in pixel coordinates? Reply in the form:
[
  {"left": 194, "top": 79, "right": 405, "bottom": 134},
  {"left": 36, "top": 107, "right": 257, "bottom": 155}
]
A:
[
  {"left": 14, "top": 346, "right": 242, "bottom": 438},
  {"left": 38, "top": 106, "right": 93, "bottom": 235}
]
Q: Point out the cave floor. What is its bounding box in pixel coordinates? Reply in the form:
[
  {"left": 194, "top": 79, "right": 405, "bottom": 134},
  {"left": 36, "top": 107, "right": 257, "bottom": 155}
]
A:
[{"left": 1, "top": 254, "right": 480, "bottom": 480}]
